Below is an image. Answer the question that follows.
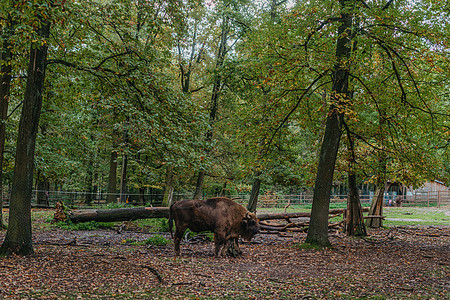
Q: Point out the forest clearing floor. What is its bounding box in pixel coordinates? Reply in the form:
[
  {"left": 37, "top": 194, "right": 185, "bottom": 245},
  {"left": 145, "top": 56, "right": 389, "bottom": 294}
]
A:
[{"left": 0, "top": 212, "right": 449, "bottom": 299}]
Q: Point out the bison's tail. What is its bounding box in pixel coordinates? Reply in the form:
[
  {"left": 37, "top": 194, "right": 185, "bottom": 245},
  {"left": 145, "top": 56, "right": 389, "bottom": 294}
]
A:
[{"left": 168, "top": 203, "right": 174, "bottom": 239}]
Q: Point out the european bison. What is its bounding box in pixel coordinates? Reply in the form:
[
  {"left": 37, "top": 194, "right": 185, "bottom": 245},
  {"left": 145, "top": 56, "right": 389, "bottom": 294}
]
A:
[{"left": 168, "top": 197, "right": 260, "bottom": 257}]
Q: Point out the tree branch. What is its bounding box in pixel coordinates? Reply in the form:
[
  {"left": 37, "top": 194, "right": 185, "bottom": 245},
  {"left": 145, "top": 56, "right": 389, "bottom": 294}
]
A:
[
  {"left": 382, "top": 0, "right": 395, "bottom": 10},
  {"left": 264, "top": 71, "right": 329, "bottom": 155}
]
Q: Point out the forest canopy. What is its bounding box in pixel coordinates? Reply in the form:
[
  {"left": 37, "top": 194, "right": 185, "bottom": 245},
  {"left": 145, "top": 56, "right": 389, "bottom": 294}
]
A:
[{"left": 0, "top": 0, "right": 449, "bottom": 202}]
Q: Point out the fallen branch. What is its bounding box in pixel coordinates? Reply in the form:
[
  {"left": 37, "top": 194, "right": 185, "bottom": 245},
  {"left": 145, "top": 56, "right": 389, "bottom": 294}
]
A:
[
  {"left": 141, "top": 266, "right": 163, "bottom": 283},
  {"left": 329, "top": 220, "right": 345, "bottom": 228},
  {"left": 364, "top": 215, "right": 386, "bottom": 219},
  {"left": 256, "top": 208, "right": 368, "bottom": 221}
]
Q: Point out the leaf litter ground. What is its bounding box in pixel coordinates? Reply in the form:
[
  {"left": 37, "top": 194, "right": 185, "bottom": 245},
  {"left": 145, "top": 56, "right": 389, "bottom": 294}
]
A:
[{"left": 0, "top": 214, "right": 448, "bottom": 299}]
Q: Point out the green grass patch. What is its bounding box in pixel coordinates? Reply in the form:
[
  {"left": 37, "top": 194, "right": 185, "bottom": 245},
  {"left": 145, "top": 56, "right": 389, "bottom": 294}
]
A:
[
  {"left": 383, "top": 207, "right": 450, "bottom": 226},
  {"left": 121, "top": 235, "right": 172, "bottom": 246},
  {"left": 53, "top": 220, "right": 115, "bottom": 231},
  {"left": 143, "top": 235, "right": 172, "bottom": 246}
]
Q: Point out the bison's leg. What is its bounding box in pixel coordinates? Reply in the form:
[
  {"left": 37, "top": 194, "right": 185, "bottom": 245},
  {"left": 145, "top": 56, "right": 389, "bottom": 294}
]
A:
[
  {"left": 225, "top": 237, "right": 242, "bottom": 257},
  {"left": 214, "top": 233, "right": 227, "bottom": 257},
  {"left": 221, "top": 238, "right": 230, "bottom": 257},
  {"left": 174, "top": 226, "right": 187, "bottom": 256},
  {"left": 228, "top": 238, "right": 242, "bottom": 256}
]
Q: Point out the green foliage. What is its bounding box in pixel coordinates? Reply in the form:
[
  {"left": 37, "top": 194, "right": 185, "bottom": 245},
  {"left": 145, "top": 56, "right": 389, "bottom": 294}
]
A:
[
  {"left": 143, "top": 235, "right": 172, "bottom": 246},
  {"left": 1, "top": 0, "right": 448, "bottom": 210},
  {"left": 53, "top": 221, "right": 114, "bottom": 231}
]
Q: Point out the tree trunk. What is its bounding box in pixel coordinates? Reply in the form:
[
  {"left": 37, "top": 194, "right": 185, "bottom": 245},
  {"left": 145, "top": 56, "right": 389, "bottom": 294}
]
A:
[
  {"left": 161, "top": 165, "right": 174, "bottom": 206},
  {"left": 305, "top": 109, "right": 343, "bottom": 247},
  {"left": 306, "top": 0, "right": 354, "bottom": 247},
  {"left": 193, "top": 16, "right": 229, "bottom": 199},
  {"left": 0, "top": 20, "right": 50, "bottom": 256},
  {"left": 345, "top": 173, "right": 367, "bottom": 236},
  {"left": 343, "top": 119, "right": 366, "bottom": 236},
  {"left": 366, "top": 182, "right": 390, "bottom": 228},
  {"left": 107, "top": 147, "right": 118, "bottom": 203},
  {"left": 193, "top": 171, "right": 205, "bottom": 200},
  {"left": 85, "top": 159, "right": 94, "bottom": 205},
  {"left": 66, "top": 207, "right": 170, "bottom": 223},
  {"left": 0, "top": 11, "right": 15, "bottom": 229},
  {"left": 247, "top": 176, "right": 261, "bottom": 213},
  {"left": 366, "top": 110, "right": 388, "bottom": 228},
  {"left": 119, "top": 119, "right": 129, "bottom": 203},
  {"left": 119, "top": 153, "right": 128, "bottom": 203}
]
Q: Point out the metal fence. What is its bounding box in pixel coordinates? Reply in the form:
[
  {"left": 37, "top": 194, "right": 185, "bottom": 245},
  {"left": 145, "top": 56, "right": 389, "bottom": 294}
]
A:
[
  {"left": 2, "top": 189, "right": 448, "bottom": 209},
  {"left": 232, "top": 191, "right": 450, "bottom": 209}
]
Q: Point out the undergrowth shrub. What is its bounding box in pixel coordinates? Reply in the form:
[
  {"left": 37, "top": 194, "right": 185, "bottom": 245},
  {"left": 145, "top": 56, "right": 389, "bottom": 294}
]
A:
[{"left": 143, "top": 235, "right": 172, "bottom": 246}]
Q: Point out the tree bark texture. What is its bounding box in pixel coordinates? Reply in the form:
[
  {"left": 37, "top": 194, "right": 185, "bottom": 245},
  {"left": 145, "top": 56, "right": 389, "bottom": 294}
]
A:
[
  {"left": 119, "top": 153, "right": 128, "bottom": 203},
  {"left": 345, "top": 173, "right": 367, "bottom": 236},
  {"left": 366, "top": 182, "right": 390, "bottom": 228},
  {"left": 306, "top": 0, "right": 354, "bottom": 247},
  {"left": 0, "top": 21, "right": 50, "bottom": 256},
  {"left": 247, "top": 176, "right": 261, "bottom": 212},
  {"left": 119, "top": 119, "right": 129, "bottom": 203},
  {"left": 68, "top": 207, "right": 170, "bottom": 223},
  {"left": 343, "top": 118, "right": 366, "bottom": 236},
  {"left": 193, "top": 171, "right": 205, "bottom": 200}
]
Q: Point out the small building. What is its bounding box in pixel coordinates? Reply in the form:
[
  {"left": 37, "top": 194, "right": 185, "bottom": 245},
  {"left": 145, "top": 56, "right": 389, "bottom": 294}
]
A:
[{"left": 405, "top": 180, "right": 450, "bottom": 207}]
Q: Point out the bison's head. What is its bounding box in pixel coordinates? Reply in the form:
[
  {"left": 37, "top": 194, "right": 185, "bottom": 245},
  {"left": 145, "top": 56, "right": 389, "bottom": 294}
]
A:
[{"left": 240, "top": 211, "right": 260, "bottom": 240}]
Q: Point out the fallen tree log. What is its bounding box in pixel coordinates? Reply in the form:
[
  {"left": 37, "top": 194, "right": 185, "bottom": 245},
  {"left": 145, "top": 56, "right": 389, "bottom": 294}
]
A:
[
  {"left": 66, "top": 206, "right": 169, "bottom": 223},
  {"left": 52, "top": 200, "right": 369, "bottom": 225}
]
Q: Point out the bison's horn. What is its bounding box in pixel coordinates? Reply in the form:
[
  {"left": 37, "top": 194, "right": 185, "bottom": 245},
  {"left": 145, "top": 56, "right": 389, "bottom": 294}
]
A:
[{"left": 245, "top": 212, "right": 251, "bottom": 219}]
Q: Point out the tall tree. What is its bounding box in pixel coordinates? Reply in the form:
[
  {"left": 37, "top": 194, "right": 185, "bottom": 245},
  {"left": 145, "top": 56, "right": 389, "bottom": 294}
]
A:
[
  {"left": 246, "top": 0, "right": 285, "bottom": 213},
  {"left": 306, "top": 0, "right": 355, "bottom": 247},
  {"left": 0, "top": 3, "right": 51, "bottom": 255},
  {"left": 193, "top": 13, "right": 230, "bottom": 200}
]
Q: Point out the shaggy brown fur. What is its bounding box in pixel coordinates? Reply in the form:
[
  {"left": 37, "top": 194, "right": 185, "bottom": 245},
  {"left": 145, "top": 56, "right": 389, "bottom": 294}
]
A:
[{"left": 169, "top": 197, "right": 259, "bottom": 257}]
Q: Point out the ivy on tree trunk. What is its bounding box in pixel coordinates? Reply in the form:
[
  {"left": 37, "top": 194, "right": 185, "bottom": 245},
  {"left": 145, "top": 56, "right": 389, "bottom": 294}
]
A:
[{"left": 306, "top": 0, "right": 355, "bottom": 247}]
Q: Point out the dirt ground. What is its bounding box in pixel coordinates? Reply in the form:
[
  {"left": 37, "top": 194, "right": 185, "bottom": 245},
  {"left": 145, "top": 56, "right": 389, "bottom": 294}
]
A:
[{"left": 0, "top": 217, "right": 448, "bottom": 299}]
